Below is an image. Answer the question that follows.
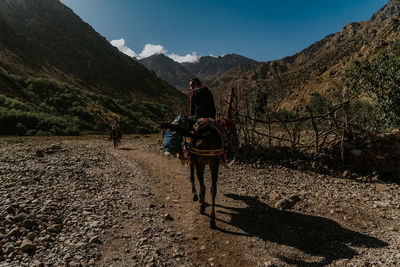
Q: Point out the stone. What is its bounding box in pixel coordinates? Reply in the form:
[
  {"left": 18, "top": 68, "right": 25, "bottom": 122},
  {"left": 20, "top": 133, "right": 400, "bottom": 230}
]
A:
[
  {"left": 39, "top": 234, "right": 51, "bottom": 242},
  {"left": 269, "top": 192, "right": 280, "bottom": 202},
  {"left": 5, "top": 206, "right": 15, "bottom": 214},
  {"left": 6, "top": 227, "right": 20, "bottom": 237},
  {"left": 75, "top": 242, "right": 86, "bottom": 248},
  {"left": 89, "top": 236, "right": 102, "bottom": 244},
  {"left": 163, "top": 213, "right": 174, "bottom": 221},
  {"left": 275, "top": 194, "right": 301, "bottom": 210},
  {"left": 376, "top": 184, "right": 390, "bottom": 191},
  {"left": 27, "top": 232, "right": 36, "bottom": 241},
  {"left": 4, "top": 245, "right": 15, "bottom": 255},
  {"left": 23, "top": 219, "right": 37, "bottom": 229},
  {"left": 35, "top": 150, "right": 45, "bottom": 157},
  {"left": 342, "top": 170, "right": 350, "bottom": 178},
  {"left": 13, "top": 213, "right": 27, "bottom": 222},
  {"left": 20, "top": 239, "right": 36, "bottom": 252},
  {"left": 68, "top": 261, "right": 81, "bottom": 267},
  {"left": 47, "top": 224, "right": 62, "bottom": 233}
]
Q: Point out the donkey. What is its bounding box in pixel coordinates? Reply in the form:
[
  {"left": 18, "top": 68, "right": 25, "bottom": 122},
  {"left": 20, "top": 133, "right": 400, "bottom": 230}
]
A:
[{"left": 160, "top": 122, "right": 223, "bottom": 229}]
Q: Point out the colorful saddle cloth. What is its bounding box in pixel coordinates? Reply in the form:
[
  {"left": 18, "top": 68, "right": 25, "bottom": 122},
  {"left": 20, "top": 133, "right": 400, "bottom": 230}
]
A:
[{"left": 181, "top": 118, "right": 237, "bottom": 160}]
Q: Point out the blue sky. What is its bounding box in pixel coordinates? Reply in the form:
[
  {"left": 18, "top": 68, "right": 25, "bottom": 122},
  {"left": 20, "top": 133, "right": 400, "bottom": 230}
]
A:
[{"left": 60, "top": 0, "right": 387, "bottom": 62}]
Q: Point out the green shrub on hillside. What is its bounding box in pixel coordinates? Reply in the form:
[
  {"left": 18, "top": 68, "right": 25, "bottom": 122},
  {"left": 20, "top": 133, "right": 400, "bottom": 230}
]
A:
[
  {"left": 0, "top": 107, "right": 79, "bottom": 136},
  {"left": 0, "top": 68, "right": 176, "bottom": 135},
  {"left": 0, "top": 94, "right": 31, "bottom": 111},
  {"left": 344, "top": 41, "right": 400, "bottom": 132},
  {"left": 308, "top": 93, "right": 331, "bottom": 115}
]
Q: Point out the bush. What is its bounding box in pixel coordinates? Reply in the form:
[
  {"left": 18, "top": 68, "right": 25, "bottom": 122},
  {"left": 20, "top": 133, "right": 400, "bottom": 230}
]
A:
[
  {"left": 1, "top": 71, "right": 176, "bottom": 135},
  {"left": 308, "top": 93, "right": 330, "bottom": 115},
  {"left": 15, "top": 122, "right": 27, "bottom": 136},
  {"left": 344, "top": 41, "right": 400, "bottom": 131},
  {"left": 26, "top": 129, "right": 38, "bottom": 136}
]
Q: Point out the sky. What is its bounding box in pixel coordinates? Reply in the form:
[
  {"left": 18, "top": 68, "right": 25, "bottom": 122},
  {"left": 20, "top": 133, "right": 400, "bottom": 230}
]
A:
[{"left": 59, "top": 0, "right": 387, "bottom": 63}]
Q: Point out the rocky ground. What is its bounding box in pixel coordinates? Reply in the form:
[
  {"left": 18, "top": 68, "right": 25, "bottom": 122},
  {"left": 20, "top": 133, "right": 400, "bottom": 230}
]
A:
[{"left": 0, "top": 135, "right": 399, "bottom": 266}]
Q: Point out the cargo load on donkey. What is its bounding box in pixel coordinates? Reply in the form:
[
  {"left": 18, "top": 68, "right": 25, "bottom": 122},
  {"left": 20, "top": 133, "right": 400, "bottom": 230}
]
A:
[
  {"left": 162, "top": 115, "right": 238, "bottom": 162},
  {"left": 163, "top": 115, "right": 185, "bottom": 156}
]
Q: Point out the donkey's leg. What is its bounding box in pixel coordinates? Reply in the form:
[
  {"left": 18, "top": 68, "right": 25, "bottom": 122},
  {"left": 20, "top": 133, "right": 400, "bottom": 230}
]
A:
[
  {"left": 195, "top": 160, "right": 206, "bottom": 214},
  {"left": 189, "top": 161, "right": 198, "bottom": 201},
  {"left": 209, "top": 159, "right": 220, "bottom": 229}
]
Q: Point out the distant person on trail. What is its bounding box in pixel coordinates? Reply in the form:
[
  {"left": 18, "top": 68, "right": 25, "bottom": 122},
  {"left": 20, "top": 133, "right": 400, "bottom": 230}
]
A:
[
  {"left": 189, "top": 78, "right": 216, "bottom": 120},
  {"left": 111, "top": 120, "right": 121, "bottom": 140}
]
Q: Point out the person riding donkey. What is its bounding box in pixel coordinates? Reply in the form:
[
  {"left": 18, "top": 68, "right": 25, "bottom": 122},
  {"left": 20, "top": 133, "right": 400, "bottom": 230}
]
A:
[
  {"left": 162, "top": 78, "right": 216, "bottom": 157},
  {"left": 160, "top": 78, "right": 235, "bottom": 228},
  {"left": 162, "top": 78, "right": 237, "bottom": 162},
  {"left": 110, "top": 120, "right": 122, "bottom": 141},
  {"left": 186, "top": 78, "right": 237, "bottom": 163},
  {"left": 189, "top": 78, "right": 216, "bottom": 121}
]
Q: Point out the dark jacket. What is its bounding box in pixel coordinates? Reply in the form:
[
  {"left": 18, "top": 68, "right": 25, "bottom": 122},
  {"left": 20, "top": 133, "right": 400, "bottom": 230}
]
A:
[{"left": 189, "top": 86, "right": 216, "bottom": 119}]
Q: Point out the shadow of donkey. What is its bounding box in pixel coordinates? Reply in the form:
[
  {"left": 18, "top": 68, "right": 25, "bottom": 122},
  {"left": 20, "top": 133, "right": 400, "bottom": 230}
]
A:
[{"left": 217, "top": 194, "right": 388, "bottom": 266}]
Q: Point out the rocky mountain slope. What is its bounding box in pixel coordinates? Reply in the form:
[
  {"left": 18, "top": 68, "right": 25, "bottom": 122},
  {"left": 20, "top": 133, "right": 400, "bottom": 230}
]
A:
[
  {"left": 209, "top": 0, "right": 400, "bottom": 109},
  {"left": 139, "top": 54, "right": 193, "bottom": 92},
  {"left": 0, "top": 0, "right": 186, "bottom": 135},
  {"left": 140, "top": 53, "right": 257, "bottom": 91},
  {"left": 182, "top": 54, "right": 257, "bottom": 80}
]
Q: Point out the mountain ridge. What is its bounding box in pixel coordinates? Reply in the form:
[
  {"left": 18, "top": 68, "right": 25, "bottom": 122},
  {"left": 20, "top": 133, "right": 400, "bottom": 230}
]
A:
[
  {"left": 139, "top": 53, "right": 257, "bottom": 91},
  {"left": 208, "top": 0, "right": 400, "bottom": 109},
  {"left": 139, "top": 53, "right": 193, "bottom": 91}
]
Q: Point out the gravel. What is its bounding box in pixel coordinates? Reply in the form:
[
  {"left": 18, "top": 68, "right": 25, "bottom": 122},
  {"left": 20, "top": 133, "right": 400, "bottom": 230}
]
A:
[
  {"left": 1, "top": 135, "right": 400, "bottom": 266},
  {"left": 0, "top": 137, "right": 189, "bottom": 266}
]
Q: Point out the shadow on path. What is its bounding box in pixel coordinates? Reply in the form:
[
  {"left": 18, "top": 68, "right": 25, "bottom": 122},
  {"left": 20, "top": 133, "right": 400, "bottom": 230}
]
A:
[
  {"left": 214, "top": 194, "right": 388, "bottom": 266},
  {"left": 118, "top": 147, "right": 138, "bottom": 151}
]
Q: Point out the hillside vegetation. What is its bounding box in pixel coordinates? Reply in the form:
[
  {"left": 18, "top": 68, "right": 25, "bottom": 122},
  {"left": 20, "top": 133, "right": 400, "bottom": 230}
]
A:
[
  {"left": 0, "top": 68, "right": 173, "bottom": 135},
  {"left": 0, "top": 0, "right": 187, "bottom": 135}
]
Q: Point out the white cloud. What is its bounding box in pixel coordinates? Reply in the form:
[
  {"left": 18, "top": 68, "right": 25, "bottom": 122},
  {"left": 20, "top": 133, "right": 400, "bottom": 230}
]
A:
[
  {"left": 138, "top": 44, "right": 167, "bottom": 58},
  {"left": 209, "top": 54, "right": 225, "bottom": 58},
  {"left": 168, "top": 52, "right": 200, "bottom": 63},
  {"left": 110, "top": 38, "right": 201, "bottom": 63},
  {"left": 110, "top": 38, "right": 137, "bottom": 58}
]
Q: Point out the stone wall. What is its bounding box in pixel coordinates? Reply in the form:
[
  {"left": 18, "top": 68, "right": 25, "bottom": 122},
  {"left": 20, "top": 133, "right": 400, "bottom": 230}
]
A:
[{"left": 344, "top": 132, "right": 400, "bottom": 181}]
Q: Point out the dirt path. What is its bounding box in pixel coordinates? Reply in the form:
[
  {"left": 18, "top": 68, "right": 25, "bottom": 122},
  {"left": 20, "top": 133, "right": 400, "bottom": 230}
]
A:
[
  {"left": 1, "top": 135, "right": 398, "bottom": 266},
  {"left": 115, "top": 140, "right": 258, "bottom": 267},
  {"left": 102, "top": 135, "right": 400, "bottom": 266}
]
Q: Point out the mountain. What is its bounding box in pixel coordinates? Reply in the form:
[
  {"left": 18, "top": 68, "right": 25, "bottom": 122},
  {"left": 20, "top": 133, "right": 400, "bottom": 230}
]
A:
[
  {"left": 139, "top": 53, "right": 257, "bottom": 91},
  {"left": 182, "top": 54, "right": 258, "bottom": 80},
  {"left": 139, "top": 54, "right": 193, "bottom": 92},
  {"left": 209, "top": 0, "right": 400, "bottom": 110},
  {"left": 0, "top": 0, "right": 187, "bottom": 135}
]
